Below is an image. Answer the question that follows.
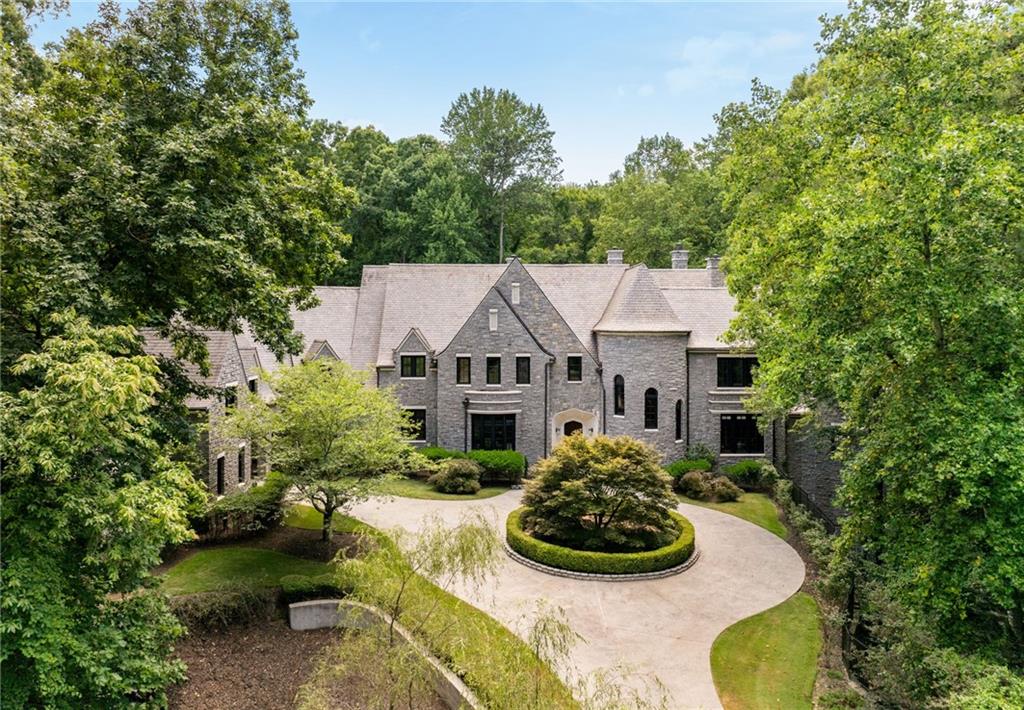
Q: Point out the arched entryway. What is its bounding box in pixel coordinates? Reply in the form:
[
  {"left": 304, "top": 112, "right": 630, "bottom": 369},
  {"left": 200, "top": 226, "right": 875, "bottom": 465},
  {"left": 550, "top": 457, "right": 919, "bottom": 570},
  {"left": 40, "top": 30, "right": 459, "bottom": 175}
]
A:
[{"left": 552, "top": 408, "right": 598, "bottom": 449}]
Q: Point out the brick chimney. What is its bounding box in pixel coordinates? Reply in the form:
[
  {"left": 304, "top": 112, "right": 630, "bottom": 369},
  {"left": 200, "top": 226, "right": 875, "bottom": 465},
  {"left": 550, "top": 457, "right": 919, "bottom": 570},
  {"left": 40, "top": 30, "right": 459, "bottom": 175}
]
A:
[
  {"left": 671, "top": 245, "right": 689, "bottom": 269},
  {"left": 606, "top": 248, "right": 624, "bottom": 265},
  {"left": 705, "top": 255, "right": 725, "bottom": 286}
]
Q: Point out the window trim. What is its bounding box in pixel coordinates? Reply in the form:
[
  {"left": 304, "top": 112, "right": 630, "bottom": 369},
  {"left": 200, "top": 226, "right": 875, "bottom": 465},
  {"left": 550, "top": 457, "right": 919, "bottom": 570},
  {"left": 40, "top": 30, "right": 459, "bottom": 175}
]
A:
[
  {"left": 488, "top": 308, "right": 498, "bottom": 332},
  {"left": 674, "top": 399, "right": 683, "bottom": 442},
  {"left": 515, "top": 354, "right": 531, "bottom": 386},
  {"left": 455, "top": 355, "right": 471, "bottom": 386},
  {"left": 399, "top": 352, "right": 427, "bottom": 380},
  {"left": 404, "top": 407, "right": 428, "bottom": 443},
  {"left": 485, "top": 354, "right": 502, "bottom": 386},
  {"left": 566, "top": 354, "right": 584, "bottom": 383},
  {"left": 511, "top": 282, "right": 521, "bottom": 305}
]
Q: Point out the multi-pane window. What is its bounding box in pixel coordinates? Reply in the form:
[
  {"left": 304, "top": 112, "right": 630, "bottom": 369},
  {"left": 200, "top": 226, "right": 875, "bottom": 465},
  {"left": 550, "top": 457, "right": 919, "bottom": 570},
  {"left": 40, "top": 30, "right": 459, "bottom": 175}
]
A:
[
  {"left": 456, "top": 356, "right": 471, "bottom": 385},
  {"left": 717, "top": 357, "right": 757, "bottom": 388},
  {"left": 675, "top": 400, "right": 683, "bottom": 441},
  {"left": 613, "top": 375, "right": 625, "bottom": 416},
  {"left": 400, "top": 354, "right": 426, "bottom": 378},
  {"left": 516, "top": 356, "right": 531, "bottom": 385},
  {"left": 405, "top": 408, "right": 427, "bottom": 441},
  {"left": 720, "top": 414, "right": 765, "bottom": 454},
  {"left": 237, "top": 446, "right": 246, "bottom": 483},
  {"left": 224, "top": 384, "right": 237, "bottom": 409},
  {"left": 486, "top": 356, "right": 501, "bottom": 385},
  {"left": 567, "top": 355, "right": 583, "bottom": 382},
  {"left": 644, "top": 388, "right": 659, "bottom": 430}
]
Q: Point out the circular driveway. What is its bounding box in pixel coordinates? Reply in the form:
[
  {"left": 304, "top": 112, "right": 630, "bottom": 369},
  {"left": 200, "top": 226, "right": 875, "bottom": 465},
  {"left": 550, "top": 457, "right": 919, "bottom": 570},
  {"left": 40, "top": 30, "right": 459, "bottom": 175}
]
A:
[{"left": 349, "top": 491, "right": 805, "bottom": 709}]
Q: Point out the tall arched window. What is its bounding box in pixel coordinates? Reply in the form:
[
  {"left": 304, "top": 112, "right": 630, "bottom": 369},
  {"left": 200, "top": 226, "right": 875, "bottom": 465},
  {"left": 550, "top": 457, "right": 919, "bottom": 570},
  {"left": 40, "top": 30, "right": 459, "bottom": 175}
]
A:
[
  {"left": 644, "top": 388, "right": 658, "bottom": 430},
  {"left": 613, "top": 375, "right": 625, "bottom": 416},
  {"left": 675, "top": 400, "right": 683, "bottom": 441}
]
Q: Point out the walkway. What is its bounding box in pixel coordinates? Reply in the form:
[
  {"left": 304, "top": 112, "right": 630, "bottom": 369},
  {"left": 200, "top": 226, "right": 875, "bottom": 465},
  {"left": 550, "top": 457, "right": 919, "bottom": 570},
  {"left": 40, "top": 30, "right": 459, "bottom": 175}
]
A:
[{"left": 349, "top": 491, "right": 805, "bottom": 709}]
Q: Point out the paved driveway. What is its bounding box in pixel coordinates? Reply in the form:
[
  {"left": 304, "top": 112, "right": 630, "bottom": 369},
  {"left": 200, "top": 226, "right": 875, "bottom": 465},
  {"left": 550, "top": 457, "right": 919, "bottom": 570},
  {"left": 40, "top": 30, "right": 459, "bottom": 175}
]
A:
[{"left": 349, "top": 491, "right": 805, "bottom": 709}]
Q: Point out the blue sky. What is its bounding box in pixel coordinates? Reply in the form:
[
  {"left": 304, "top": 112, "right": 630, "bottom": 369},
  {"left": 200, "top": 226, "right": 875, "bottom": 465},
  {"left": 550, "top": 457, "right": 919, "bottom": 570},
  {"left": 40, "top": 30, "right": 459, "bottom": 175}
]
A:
[{"left": 31, "top": 1, "right": 843, "bottom": 183}]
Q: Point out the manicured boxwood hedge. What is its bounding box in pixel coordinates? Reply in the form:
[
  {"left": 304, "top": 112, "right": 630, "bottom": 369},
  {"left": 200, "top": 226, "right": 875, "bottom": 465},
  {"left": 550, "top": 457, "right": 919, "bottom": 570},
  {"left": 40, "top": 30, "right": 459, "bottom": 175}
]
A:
[
  {"left": 664, "top": 457, "right": 714, "bottom": 479},
  {"left": 418, "top": 446, "right": 526, "bottom": 484},
  {"left": 506, "top": 507, "right": 695, "bottom": 575}
]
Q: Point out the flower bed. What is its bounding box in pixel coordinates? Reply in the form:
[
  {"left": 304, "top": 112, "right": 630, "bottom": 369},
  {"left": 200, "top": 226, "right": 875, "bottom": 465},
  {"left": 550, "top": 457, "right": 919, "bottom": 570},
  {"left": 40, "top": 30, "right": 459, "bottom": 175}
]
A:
[{"left": 505, "top": 507, "right": 695, "bottom": 575}]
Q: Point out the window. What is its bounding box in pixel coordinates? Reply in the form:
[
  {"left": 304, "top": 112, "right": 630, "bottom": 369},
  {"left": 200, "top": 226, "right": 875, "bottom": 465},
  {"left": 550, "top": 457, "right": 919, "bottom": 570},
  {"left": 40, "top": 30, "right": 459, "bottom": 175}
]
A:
[
  {"left": 675, "top": 400, "right": 683, "bottom": 441},
  {"left": 238, "top": 446, "right": 246, "bottom": 482},
  {"left": 721, "top": 414, "right": 765, "bottom": 454},
  {"left": 489, "top": 308, "right": 498, "bottom": 331},
  {"left": 216, "top": 456, "right": 225, "bottom": 495},
  {"left": 644, "top": 388, "right": 658, "bottom": 430},
  {"left": 247, "top": 377, "right": 257, "bottom": 393},
  {"left": 456, "top": 356, "right": 471, "bottom": 385},
  {"left": 224, "top": 384, "right": 237, "bottom": 409},
  {"left": 567, "top": 355, "right": 583, "bottom": 382},
  {"left": 251, "top": 444, "right": 260, "bottom": 479},
  {"left": 717, "top": 357, "right": 757, "bottom": 388},
  {"left": 613, "top": 375, "right": 625, "bottom": 416},
  {"left": 405, "top": 408, "right": 427, "bottom": 442},
  {"left": 511, "top": 282, "right": 521, "bottom": 304},
  {"left": 486, "top": 356, "right": 501, "bottom": 385},
  {"left": 400, "top": 354, "right": 426, "bottom": 378},
  {"left": 516, "top": 356, "right": 531, "bottom": 385},
  {"left": 471, "top": 413, "right": 516, "bottom": 450}
]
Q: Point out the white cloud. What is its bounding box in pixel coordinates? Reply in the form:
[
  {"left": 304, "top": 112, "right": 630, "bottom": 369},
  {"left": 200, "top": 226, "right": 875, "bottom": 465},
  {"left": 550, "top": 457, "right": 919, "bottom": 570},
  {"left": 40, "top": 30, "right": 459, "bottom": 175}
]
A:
[
  {"left": 359, "top": 27, "right": 381, "bottom": 52},
  {"left": 664, "top": 30, "right": 805, "bottom": 93}
]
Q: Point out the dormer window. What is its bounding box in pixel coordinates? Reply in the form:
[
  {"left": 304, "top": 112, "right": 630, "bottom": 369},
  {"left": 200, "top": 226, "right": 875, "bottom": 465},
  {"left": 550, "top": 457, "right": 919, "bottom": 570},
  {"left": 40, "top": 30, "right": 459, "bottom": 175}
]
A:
[{"left": 400, "top": 354, "right": 426, "bottom": 379}]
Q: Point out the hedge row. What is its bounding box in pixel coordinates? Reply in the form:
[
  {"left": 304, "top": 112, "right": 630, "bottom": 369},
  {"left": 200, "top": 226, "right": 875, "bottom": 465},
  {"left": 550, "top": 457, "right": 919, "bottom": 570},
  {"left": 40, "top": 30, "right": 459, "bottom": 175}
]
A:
[
  {"left": 506, "top": 508, "right": 695, "bottom": 575},
  {"left": 419, "top": 446, "right": 526, "bottom": 484},
  {"left": 664, "top": 457, "right": 714, "bottom": 478}
]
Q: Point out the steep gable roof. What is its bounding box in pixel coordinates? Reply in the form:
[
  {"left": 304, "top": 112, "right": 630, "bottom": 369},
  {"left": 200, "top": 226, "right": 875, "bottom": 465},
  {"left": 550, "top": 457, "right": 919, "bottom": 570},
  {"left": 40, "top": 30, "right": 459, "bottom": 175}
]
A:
[
  {"left": 594, "top": 265, "right": 687, "bottom": 333},
  {"left": 659, "top": 287, "right": 739, "bottom": 349},
  {"left": 525, "top": 263, "right": 628, "bottom": 353},
  {"left": 291, "top": 287, "right": 359, "bottom": 364},
  {"left": 139, "top": 328, "right": 239, "bottom": 408}
]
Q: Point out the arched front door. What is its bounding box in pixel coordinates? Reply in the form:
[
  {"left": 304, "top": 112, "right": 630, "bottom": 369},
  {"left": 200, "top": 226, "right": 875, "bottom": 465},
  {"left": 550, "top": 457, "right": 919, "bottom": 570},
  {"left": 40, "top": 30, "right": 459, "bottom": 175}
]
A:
[
  {"left": 563, "top": 420, "right": 583, "bottom": 437},
  {"left": 551, "top": 408, "right": 598, "bottom": 450}
]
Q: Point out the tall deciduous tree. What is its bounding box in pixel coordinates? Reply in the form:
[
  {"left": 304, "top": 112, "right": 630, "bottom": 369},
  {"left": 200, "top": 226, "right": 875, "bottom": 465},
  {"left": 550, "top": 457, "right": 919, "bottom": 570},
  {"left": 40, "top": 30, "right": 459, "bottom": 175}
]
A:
[
  {"left": 722, "top": 0, "right": 1024, "bottom": 662},
  {"left": 222, "top": 360, "right": 418, "bottom": 542},
  {"left": 1, "top": 0, "right": 354, "bottom": 375},
  {"left": 0, "top": 313, "right": 206, "bottom": 707},
  {"left": 441, "top": 86, "right": 562, "bottom": 262}
]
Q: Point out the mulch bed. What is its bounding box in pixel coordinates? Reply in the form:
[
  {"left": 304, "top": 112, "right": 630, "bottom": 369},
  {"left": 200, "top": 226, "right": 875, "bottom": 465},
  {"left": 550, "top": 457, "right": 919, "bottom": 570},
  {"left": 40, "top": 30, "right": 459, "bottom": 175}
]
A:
[{"left": 168, "top": 620, "right": 335, "bottom": 709}]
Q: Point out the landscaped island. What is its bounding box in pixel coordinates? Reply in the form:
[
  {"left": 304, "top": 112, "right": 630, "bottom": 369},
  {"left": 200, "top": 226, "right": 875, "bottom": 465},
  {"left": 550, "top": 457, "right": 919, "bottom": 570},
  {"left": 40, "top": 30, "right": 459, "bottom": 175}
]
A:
[{"left": 506, "top": 434, "right": 695, "bottom": 575}]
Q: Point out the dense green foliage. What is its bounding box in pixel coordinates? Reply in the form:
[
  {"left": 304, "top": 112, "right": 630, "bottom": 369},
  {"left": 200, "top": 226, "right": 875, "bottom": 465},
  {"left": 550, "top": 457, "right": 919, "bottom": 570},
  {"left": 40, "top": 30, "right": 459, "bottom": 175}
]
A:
[
  {"left": 521, "top": 434, "right": 677, "bottom": 551},
  {"left": 676, "top": 470, "right": 742, "bottom": 503},
  {"left": 721, "top": 459, "right": 778, "bottom": 492},
  {"left": 664, "top": 457, "right": 714, "bottom": 478},
  {"left": 0, "top": 316, "right": 206, "bottom": 707},
  {"left": 279, "top": 573, "right": 353, "bottom": 605},
  {"left": 1, "top": 0, "right": 353, "bottom": 373},
  {"left": 204, "top": 470, "right": 291, "bottom": 535},
  {"left": 507, "top": 508, "right": 695, "bottom": 575},
  {"left": 467, "top": 448, "right": 526, "bottom": 483},
  {"left": 721, "top": 0, "right": 1024, "bottom": 698},
  {"left": 711, "top": 593, "right": 822, "bottom": 710},
  {"left": 169, "top": 585, "right": 279, "bottom": 631},
  {"left": 427, "top": 458, "right": 483, "bottom": 494},
  {"left": 221, "top": 360, "right": 420, "bottom": 541}
]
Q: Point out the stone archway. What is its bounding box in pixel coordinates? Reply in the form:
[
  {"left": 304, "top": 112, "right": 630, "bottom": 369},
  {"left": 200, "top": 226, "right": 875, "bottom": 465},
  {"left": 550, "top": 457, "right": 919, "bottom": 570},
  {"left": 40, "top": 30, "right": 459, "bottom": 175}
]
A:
[{"left": 552, "top": 408, "right": 598, "bottom": 448}]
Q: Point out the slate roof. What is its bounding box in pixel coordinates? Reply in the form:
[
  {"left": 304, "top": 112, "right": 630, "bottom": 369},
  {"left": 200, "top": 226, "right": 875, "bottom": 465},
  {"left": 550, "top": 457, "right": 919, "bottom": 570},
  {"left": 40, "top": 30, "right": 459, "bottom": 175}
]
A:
[
  {"left": 139, "top": 328, "right": 237, "bottom": 408},
  {"left": 594, "top": 265, "right": 688, "bottom": 333},
  {"left": 291, "top": 287, "right": 359, "bottom": 363},
  {"left": 659, "top": 286, "right": 740, "bottom": 349},
  {"left": 527, "top": 263, "right": 629, "bottom": 352}
]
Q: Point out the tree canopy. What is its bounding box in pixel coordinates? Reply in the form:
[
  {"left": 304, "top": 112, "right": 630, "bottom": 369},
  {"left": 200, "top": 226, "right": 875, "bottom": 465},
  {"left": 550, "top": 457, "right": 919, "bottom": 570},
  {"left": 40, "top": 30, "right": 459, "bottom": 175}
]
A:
[{"left": 722, "top": 0, "right": 1023, "bottom": 667}]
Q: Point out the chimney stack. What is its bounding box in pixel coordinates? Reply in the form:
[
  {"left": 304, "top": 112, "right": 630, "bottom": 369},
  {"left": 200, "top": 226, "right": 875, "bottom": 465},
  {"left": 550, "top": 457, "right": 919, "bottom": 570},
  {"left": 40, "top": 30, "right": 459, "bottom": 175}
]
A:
[
  {"left": 505, "top": 255, "right": 515, "bottom": 264},
  {"left": 606, "top": 248, "right": 624, "bottom": 265},
  {"left": 671, "top": 244, "right": 689, "bottom": 269},
  {"left": 705, "top": 255, "right": 724, "bottom": 286}
]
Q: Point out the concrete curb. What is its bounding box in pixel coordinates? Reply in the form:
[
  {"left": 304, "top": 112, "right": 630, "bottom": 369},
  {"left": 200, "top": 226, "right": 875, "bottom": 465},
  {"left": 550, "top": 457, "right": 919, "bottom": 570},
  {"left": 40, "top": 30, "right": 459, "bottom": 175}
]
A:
[
  {"left": 503, "top": 540, "right": 701, "bottom": 581},
  {"left": 289, "top": 599, "right": 483, "bottom": 710}
]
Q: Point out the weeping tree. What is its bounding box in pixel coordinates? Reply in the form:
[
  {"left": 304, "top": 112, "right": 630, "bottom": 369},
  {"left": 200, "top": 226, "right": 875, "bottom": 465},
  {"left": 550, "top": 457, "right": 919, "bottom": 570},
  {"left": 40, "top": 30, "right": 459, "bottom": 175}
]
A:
[{"left": 223, "top": 360, "right": 418, "bottom": 541}]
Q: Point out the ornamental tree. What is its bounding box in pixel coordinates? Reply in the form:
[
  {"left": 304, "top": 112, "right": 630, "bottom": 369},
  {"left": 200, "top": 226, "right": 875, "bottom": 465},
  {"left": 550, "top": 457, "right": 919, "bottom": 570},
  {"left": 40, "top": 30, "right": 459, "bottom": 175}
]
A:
[
  {"left": 521, "top": 434, "right": 677, "bottom": 551},
  {"left": 222, "top": 360, "right": 419, "bottom": 542},
  {"left": 0, "top": 314, "right": 206, "bottom": 707}
]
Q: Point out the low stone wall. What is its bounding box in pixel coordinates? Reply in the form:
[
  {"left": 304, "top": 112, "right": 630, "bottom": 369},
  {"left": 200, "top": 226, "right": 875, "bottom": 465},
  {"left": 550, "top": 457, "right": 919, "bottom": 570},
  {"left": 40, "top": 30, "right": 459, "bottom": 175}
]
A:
[{"left": 288, "top": 599, "right": 483, "bottom": 710}]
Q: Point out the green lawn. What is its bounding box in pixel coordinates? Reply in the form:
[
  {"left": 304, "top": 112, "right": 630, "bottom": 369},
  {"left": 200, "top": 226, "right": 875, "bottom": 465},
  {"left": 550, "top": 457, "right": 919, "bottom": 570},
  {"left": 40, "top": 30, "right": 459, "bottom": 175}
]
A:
[
  {"left": 161, "top": 547, "right": 330, "bottom": 595},
  {"left": 711, "top": 592, "right": 822, "bottom": 710},
  {"left": 680, "top": 492, "right": 788, "bottom": 539},
  {"left": 375, "top": 476, "right": 509, "bottom": 501}
]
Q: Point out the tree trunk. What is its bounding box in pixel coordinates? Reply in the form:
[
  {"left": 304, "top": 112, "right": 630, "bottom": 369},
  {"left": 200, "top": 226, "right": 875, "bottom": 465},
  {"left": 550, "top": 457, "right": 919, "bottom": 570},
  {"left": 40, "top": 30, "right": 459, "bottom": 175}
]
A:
[
  {"left": 321, "top": 506, "right": 334, "bottom": 543},
  {"left": 498, "top": 206, "right": 505, "bottom": 263}
]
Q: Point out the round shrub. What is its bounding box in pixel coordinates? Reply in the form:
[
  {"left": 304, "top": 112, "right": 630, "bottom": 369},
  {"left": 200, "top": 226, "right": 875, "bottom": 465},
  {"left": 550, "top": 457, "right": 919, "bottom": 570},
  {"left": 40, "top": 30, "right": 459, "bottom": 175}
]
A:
[
  {"left": 507, "top": 508, "right": 695, "bottom": 575},
  {"left": 522, "top": 434, "right": 677, "bottom": 551},
  {"left": 427, "top": 458, "right": 483, "bottom": 494},
  {"left": 677, "top": 470, "right": 742, "bottom": 502},
  {"left": 722, "top": 459, "right": 777, "bottom": 491},
  {"left": 467, "top": 449, "right": 526, "bottom": 484},
  {"left": 665, "top": 457, "right": 714, "bottom": 480}
]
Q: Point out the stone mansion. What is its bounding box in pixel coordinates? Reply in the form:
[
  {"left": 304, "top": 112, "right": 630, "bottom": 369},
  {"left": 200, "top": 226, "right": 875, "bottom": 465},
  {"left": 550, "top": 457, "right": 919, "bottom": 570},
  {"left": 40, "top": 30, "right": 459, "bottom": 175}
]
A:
[{"left": 145, "top": 248, "right": 799, "bottom": 497}]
